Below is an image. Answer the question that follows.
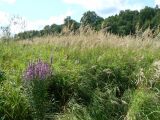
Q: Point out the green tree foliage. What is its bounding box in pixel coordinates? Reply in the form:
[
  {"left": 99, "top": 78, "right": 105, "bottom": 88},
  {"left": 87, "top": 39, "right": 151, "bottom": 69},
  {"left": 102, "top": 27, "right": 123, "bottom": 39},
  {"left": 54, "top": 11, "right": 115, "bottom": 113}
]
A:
[
  {"left": 150, "top": 7, "right": 160, "bottom": 34},
  {"left": 14, "top": 6, "right": 160, "bottom": 39},
  {"left": 63, "top": 16, "right": 80, "bottom": 34},
  {"left": 50, "top": 24, "right": 62, "bottom": 34},
  {"left": 102, "top": 10, "right": 139, "bottom": 35},
  {"left": 15, "top": 30, "right": 40, "bottom": 39},
  {"left": 15, "top": 24, "right": 63, "bottom": 39},
  {"left": 139, "top": 6, "right": 156, "bottom": 30},
  {"left": 42, "top": 24, "right": 63, "bottom": 36},
  {"left": 102, "top": 6, "right": 160, "bottom": 36},
  {"left": 80, "top": 11, "right": 104, "bottom": 31},
  {"left": 43, "top": 25, "right": 51, "bottom": 35}
]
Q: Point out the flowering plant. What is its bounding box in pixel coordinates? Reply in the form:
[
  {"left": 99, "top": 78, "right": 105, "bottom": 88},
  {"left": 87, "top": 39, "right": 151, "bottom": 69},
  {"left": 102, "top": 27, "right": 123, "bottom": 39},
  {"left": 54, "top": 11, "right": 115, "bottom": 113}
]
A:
[
  {"left": 23, "top": 59, "right": 52, "bottom": 119},
  {"left": 24, "top": 59, "right": 52, "bottom": 81}
]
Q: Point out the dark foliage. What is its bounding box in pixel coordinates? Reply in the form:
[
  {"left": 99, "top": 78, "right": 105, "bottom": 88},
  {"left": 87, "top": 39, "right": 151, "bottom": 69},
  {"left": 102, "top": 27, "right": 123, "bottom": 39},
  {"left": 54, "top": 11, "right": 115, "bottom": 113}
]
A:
[
  {"left": 15, "top": 6, "right": 160, "bottom": 38},
  {"left": 0, "top": 70, "right": 6, "bottom": 83}
]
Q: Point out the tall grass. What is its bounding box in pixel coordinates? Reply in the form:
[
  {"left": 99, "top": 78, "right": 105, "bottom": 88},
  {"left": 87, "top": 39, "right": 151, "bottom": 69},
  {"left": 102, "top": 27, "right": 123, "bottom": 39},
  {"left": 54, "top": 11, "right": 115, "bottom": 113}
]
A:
[{"left": 0, "top": 32, "right": 160, "bottom": 120}]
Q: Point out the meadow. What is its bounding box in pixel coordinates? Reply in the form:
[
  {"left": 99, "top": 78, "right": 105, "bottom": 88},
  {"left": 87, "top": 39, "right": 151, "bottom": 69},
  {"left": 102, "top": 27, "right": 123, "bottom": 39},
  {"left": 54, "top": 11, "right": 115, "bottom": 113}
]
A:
[{"left": 0, "top": 32, "right": 160, "bottom": 120}]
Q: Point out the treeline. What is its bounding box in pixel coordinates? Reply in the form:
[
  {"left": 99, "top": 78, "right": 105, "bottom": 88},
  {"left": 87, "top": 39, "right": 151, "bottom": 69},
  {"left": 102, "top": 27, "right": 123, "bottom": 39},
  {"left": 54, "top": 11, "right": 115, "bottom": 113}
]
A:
[{"left": 15, "top": 6, "right": 160, "bottom": 39}]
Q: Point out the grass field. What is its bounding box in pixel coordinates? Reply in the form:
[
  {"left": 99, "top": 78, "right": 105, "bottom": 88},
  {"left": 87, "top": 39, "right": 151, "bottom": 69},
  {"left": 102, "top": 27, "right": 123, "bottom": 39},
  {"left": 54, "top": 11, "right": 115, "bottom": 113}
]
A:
[{"left": 0, "top": 32, "right": 160, "bottom": 120}]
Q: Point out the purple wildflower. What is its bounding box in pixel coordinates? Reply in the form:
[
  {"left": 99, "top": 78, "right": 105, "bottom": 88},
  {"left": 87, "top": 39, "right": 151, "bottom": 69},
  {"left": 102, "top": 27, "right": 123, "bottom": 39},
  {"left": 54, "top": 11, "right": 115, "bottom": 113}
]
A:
[{"left": 24, "top": 59, "right": 52, "bottom": 80}]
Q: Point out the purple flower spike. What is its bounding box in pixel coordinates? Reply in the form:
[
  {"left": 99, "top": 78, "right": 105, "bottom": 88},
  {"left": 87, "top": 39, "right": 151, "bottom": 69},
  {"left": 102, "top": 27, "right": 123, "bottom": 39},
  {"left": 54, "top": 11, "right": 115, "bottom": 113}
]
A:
[{"left": 24, "top": 59, "right": 52, "bottom": 80}]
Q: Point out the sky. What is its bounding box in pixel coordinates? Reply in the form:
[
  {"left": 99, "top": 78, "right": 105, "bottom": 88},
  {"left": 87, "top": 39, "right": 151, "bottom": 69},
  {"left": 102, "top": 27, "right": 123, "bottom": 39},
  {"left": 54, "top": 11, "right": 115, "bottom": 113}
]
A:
[{"left": 0, "top": 0, "right": 159, "bottom": 34}]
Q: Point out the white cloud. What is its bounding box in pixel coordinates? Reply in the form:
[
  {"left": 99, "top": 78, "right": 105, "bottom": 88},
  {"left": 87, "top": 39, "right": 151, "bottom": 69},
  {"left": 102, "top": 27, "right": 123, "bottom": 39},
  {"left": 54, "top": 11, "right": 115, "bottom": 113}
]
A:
[
  {"left": 155, "top": 0, "right": 160, "bottom": 6},
  {"left": 64, "top": 0, "right": 123, "bottom": 10},
  {"left": 0, "top": 10, "right": 73, "bottom": 34},
  {"left": 25, "top": 10, "right": 73, "bottom": 31},
  {"left": 0, "top": 0, "right": 16, "bottom": 4},
  {"left": 63, "top": 0, "right": 146, "bottom": 17},
  {"left": 0, "top": 11, "right": 10, "bottom": 25}
]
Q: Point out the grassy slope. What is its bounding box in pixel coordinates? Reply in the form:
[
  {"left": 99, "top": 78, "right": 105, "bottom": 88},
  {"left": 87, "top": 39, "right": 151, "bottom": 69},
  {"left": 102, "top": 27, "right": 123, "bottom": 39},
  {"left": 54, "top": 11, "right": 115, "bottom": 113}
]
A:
[{"left": 0, "top": 33, "right": 160, "bottom": 120}]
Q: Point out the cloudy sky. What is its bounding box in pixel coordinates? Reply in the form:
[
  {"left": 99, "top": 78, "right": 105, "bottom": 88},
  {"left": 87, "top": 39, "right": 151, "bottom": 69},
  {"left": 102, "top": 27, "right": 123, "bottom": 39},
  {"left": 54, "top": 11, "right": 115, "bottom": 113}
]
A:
[{"left": 0, "top": 0, "right": 159, "bottom": 33}]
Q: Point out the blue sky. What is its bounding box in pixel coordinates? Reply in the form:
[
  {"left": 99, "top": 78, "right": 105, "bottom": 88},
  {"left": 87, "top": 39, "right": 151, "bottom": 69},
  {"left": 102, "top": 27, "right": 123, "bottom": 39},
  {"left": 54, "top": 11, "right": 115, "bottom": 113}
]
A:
[{"left": 0, "top": 0, "right": 159, "bottom": 33}]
